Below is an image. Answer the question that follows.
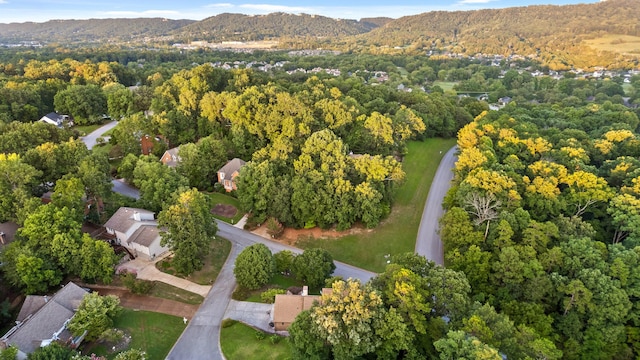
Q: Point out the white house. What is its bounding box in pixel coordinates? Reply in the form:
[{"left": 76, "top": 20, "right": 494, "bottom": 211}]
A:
[
  {"left": 39, "top": 112, "right": 71, "bottom": 128},
  {"left": 104, "top": 207, "right": 169, "bottom": 260}
]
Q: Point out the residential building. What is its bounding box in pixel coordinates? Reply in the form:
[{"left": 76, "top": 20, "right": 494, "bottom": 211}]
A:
[
  {"left": 104, "top": 207, "right": 168, "bottom": 260},
  {"left": 217, "top": 158, "right": 246, "bottom": 192}
]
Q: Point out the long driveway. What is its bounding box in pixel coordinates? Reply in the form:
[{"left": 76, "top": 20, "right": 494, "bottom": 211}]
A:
[
  {"left": 415, "top": 146, "right": 457, "bottom": 265},
  {"left": 80, "top": 120, "right": 118, "bottom": 150}
]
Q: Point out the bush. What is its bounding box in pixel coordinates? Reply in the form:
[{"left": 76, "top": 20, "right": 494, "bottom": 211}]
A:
[
  {"left": 274, "top": 250, "right": 295, "bottom": 275},
  {"left": 260, "top": 288, "right": 287, "bottom": 304},
  {"left": 269, "top": 334, "right": 281, "bottom": 344},
  {"left": 254, "top": 330, "right": 266, "bottom": 340},
  {"left": 221, "top": 318, "right": 238, "bottom": 328},
  {"left": 266, "top": 217, "right": 284, "bottom": 238},
  {"left": 120, "top": 270, "right": 154, "bottom": 295},
  {"left": 99, "top": 328, "right": 125, "bottom": 343}
]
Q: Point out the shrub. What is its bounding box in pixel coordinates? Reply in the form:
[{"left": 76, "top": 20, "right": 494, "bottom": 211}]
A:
[
  {"left": 260, "top": 288, "right": 287, "bottom": 304},
  {"left": 269, "top": 334, "right": 281, "bottom": 344},
  {"left": 266, "top": 217, "right": 284, "bottom": 239},
  {"left": 120, "top": 270, "right": 154, "bottom": 295},
  {"left": 254, "top": 330, "right": 266, "bottom": 340},
  {"left": 221, "top": 318, "right": 237, "bottom": 328}
]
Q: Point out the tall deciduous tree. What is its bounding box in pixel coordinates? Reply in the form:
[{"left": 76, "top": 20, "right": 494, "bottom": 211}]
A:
[
  {"left": 158, "top": 188, "right": 217, "bottom": 275},
  {"left": 292, "top": 248, "right": 336, "bottom": 289},
  {"left": 53, "top": 84, "right": 107, "bottom": 125},
  {"left": 234, "top": 243, "right": 275, "bottom": 290}
]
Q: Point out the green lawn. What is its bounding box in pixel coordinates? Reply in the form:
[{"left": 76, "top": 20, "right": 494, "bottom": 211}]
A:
[
  {"left": 205, "top": 192, "right": 245, "bottom": 224},
  {"left": 221, "top": 321, "right": 291, "bottom": 360},
  {"left": 298, "top": 138, "right": 456, "bottom": 272},
  {"left": 432, "top": 81, "right": 458, "bottom": 92},
  {"left": 74, "top": 123, "right": 104, "bottom": 136},
  {"left": 90, "top": 309, "right": 186, "bottom": 360},
  {"left": 149, "top": 282, "right": 204, "bottom": 305},
  {"left": 156, "top": 236, "right": 231, "bottom": 285},
  {"left": 236, "top": 274, "right": 302, "bottom": 303}
]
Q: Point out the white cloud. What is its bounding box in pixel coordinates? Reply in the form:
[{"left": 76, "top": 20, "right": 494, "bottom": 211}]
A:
[
  {"left": 238, "top": 3, "right": 314, "bottom": 13},
  {"left": 205, "top": 3, "right": 234, "bottom": 8},
  {"left": 0, "top": 0, "right": 8, "bottom": 4}
]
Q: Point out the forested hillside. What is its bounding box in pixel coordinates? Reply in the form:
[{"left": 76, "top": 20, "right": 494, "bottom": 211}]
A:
[
  {"left": 354, "top": 0, "right": 640, "bottom": 69},
  {"left": 174, "top": 12, "right": 381, "bottom": 42},
  {"left": 0, "top": 18, "right": 194, "bottom": 43}
]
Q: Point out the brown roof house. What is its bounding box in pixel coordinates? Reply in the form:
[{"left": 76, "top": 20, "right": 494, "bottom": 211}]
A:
[
  {"left": 271, "top": 286, "right": 331, "bottom": 332},
  {"left": 104, "top": 207, "right": 169, "bottom": 260},
  {"left": 217, "top": 158, "right": 246, "bottom": 192},
  {"left": 0, "top": 282, "right": 89, "bottom": 358},
  {"left": 160, "top": 147, "right": 181, "bottom": 168}
]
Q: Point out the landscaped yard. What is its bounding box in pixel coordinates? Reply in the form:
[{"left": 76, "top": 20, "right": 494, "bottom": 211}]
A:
[
  {"left": 87, "top": 309, "right": 186, "bottom": 360},
  {"left": 74, "top": 123, "right": 104, "bottom": 136},
  {"left": 156, "top": 236, "right": 232, "bottom": 285},
  {"left": 220, "top": 321, "right": 291, "bottom": 360},
  {"left": 206, "top": 192, "right": 245, "bottom": 224},
  {"left": 298, "top": 138, "right": 456, "bottom": 272},
  {"left": 233, "top": 274, "right": 303, "bottom": 303},
  {"left": 148, "top": 282, "right": 204, "bottom": 305}
]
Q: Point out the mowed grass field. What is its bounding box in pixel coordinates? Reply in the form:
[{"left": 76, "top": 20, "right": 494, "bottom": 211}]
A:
[
  {"left": 221, "top": 321, "right": 291, "bottom": 360},
  {"left": 298, "top": 138, "right": 456, "bottom": 272},
  {"left": 584, "top": 34, "right": 640, "bottom": 55}
]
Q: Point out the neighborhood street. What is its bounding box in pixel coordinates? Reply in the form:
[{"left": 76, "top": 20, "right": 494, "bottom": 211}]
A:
[
  {"left": 110, "top": 178, "right": 141, "bottom": 199},
  {"left": 167, "top": 146, "right": 456, "bottom": 359},
  {"left": 415, "top": 146, "right": 457, "bottom": 265}
]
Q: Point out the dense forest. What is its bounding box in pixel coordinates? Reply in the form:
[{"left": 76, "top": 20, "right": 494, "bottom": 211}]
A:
[{"left": 0, "top": 42, "right": 639, "bottom": 358}]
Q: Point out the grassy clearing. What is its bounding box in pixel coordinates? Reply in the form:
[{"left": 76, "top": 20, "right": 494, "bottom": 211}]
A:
[
  {"left": 221, "top": 321, "right": 291, "bottom": 360},
  {"left": 156, "top": 236, "right": 231, "bottom": 285},
  {"left": 432, "top": 81, "right": 458, "bottom": 92},
  {"left": 298, "top": 138, "right": 456, "bottom": 272},
  {"left": 149, "top": 282, "right": 204, "bottom": 305},
  {"left": 205, "top": 192, "right": 245, "bottom": 224},
  {"left": 87, "top": 309, "right": 186, "bottom": 359},
  {"left": 74, "top": 123, "right": 103, "bottom": 136},
  {"left": 584, "top": 34, "right": 640, "bottom": 55}
]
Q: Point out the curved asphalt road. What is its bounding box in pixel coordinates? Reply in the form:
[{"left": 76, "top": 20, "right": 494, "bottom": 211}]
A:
[
  {"left": 166, "top": 221, "right": 376, "bottom": 359},
  {"left": 415, "top": 146, "right": 457, "bottom": 265}
]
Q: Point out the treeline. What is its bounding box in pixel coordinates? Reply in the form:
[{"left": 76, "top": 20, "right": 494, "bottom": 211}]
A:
[{"left": 440, "top": 102, "right": 640, "bottom": 358}]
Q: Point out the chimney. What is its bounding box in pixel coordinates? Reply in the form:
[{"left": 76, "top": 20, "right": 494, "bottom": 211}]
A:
[
  {"left": 44, "top": 295, "right": 48, "bottom": 303},
  {"left": 133, "top": 211, "right": 141, "bottom": 221},
  {"left": 302, "top": 286, "right": 308, "bottom": 296}
]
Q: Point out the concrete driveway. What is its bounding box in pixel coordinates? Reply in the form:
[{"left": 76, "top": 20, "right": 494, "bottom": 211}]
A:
[{"left": 224, "top": 300, "right": 274, "bottom": 333}]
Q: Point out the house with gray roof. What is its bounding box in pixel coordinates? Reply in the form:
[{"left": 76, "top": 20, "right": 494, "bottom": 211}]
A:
[
  {"left": 39, "top": 112, "right": 71, "bottom": 128},
  {"left": 160, "top": 147, "right": 181, "bottom": 168},
  {"left": 0, "top": 282, "right": 88, "bottom": 359},
  {"left": 104, "top": 207, "right": 168, "bottom": 260},
  {"left": 217, "top": 158, "right": 246, "bottom": 192}
]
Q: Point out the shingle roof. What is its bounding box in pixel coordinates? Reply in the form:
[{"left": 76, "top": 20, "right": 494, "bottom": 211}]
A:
[
  {"left": 2, "top": 282, "right": 88, "bottom": 354},
  {"left": 162, "top": 147, "right": 181, "bottom": 167},
  {"left": 218, "top": 158, "right": 246, "bottom": 180},
  {"left": 16, "top": 296, "right": 46, "bottom": 323},
  {"left": 272, "top": 294, "right": 320, "bottom": 325},
  {"left": 128, "top": 225, "right": 160, "bottom": 247},
  {"left": 104, "top": 207, "right": 155, "bottom": 233}
]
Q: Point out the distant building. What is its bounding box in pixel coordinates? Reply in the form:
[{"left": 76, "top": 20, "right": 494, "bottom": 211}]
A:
[{"left": 160, "top": 147, "right": 181, "bottom": 168}]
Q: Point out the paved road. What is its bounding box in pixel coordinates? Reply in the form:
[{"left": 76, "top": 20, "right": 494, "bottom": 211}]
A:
[
  {"left": 111, "top": 179, "right": 140, "bottom": 199},
  {"left": 167, "top": 242, "right": 240, "bottom": 360},
  {"left": 80, "top": 120, "right": 118, "bottom": 150},
  {"left": 415, "top": 146, "right": 457, "bottom": 265},
  {"left": 167, "top": 222, "right": 377, "bottom": 359}
]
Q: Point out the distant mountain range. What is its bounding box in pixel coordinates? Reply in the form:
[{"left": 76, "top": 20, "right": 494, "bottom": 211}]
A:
[{"left": 1, "top": 0, "right": 638, "bottom": 68}]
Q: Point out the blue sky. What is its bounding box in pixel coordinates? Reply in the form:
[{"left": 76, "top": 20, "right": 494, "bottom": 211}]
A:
[{"left": 0, "top": 0, "right": 600, "bottom": 24}]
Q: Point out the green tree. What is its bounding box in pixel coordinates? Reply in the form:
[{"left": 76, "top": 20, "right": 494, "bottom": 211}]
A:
[
  {"left": 274, "top": 250, "right": 295, "bottom": 274},
  {"left": 158, "top": 188, "right": 217, "bottom": 275},
  {"left": 434, "top": 330, "right": 502, "bottom": 360},
  {"left": 26, "top": 342, "right": 76, "bottom": 360},
  {"left": 233, "top": 243, "right": 275, "bottom": 290},
  {"left": 0, "top": 346, "right": 18, "bottom": 360},
  {"left": 292, "top": 248, "right": 336, "bottom": 289},
  {"left": 78, "top": 235, "right": 117, "bottom": 284},
  {"left": 132, "top": 159, "right": 188, "bottom": 213},
  {"left": 53, "top": 84, "right": 107, "bottom": 125},
  {"left": 67, "top": 293, "right": 121, "bottom": 341}
]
